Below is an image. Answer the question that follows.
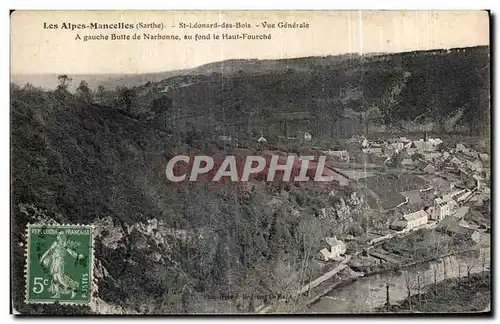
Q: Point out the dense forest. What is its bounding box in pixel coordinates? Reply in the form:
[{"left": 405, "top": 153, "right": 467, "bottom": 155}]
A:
[{"left": 92, "top": 45, "right": 490, "bottom": 139}]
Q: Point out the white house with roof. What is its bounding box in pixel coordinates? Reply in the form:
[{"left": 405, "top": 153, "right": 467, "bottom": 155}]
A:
[
  {"left": 454, "top": 189, "right": 474, "bottom": 204},
  {"left": 401, "top": 158, "right": 415, "bottom": 167},
  {"left": 406, "top": 148, "right": 418, "bottom": 156},
  {"left": 361, "top": 137, "right": 369, "bottom": 148},
  {"left": 445, "top": 188, "right": 468, "bottom": 202},
  {"left": 456, "top": 143, "right": 469, "bottom": 152},
  {"left": 323, "top": 150, "right": 349, "bottom": 162},
  {"left": 388, "top": 142, "right": 404, "bottom": 152},
  {"left": 317, "top": 236, "right": 346, "bottom": 261},
  {"left": 465, "top": 158, "right": 483, "bottom": 172},
  {"left": 412, "top": 140, "right": 434, "bottom": 152},
  {"left": 427, "top": 138, "right": 443, "bottom": 146},
  {"left": 362, "top": 147, "right": 383, "bottom": 155},
  {"left": 403, "top": 210, "right": 429, "bottom": 230},
  {"left": 432, "top": 197, "right": 453, "bottom": 221},
  {"left": 479, "top": 153, "right": 489, "bottom": 164}
]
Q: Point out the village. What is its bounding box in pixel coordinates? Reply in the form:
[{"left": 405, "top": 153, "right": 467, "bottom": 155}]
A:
[{"left": 245, "top": 131, "right": 491, "bottom": 313}]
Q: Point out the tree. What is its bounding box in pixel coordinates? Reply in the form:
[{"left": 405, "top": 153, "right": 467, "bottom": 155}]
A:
[
  {"left": 22, "top": 83, "right": 37, "bottom": 91},
  {"left": 117, "top": 87, "right": 136, "bottom": 112},
  {"left": 411, "top": 152, "right": 424, "bottom": 162},
  {"left": 388, "top": 152, "right": 404, "bottom": 168},
  {"left": 385, "top": 283, "right": 391, "bottom": 310},
  {"left": 77, "top": 80, "right": 92, "bottom": 103},
  {"left": 57, "top": 75, "right": 72, "bottom": 91},
  {"left": 347, "top": 222, "right": 363, "bottom": 237},
  {"left": 443, "top": 259, "right": 447, "bottom": 295},
  {"left": 404, "top": 270, "right": 413, "bottom": 311},
  {"left": 433, "top": 268, "right": 438, "bottom": 296},
  {"left": 466, "top": 259, "right": 478, "bottom": 286},
  {"left": 481, "top": 250, "right": 487, "bottom": 272},
  {"left": 96, "top": 85, "right": 105, "bottom": 101},
  {"left": 151, "top": 96, "right": 173, "bottom": 114},
  {"left": 10, "top": 82, "right": 21, "bottom": 93},
  {"left": 417, "top": 273, "right": 422, "bottom": 306}
]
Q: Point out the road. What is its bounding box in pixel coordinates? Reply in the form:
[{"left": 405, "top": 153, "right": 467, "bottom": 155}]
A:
[
  {"left": 296, "top": 255, "right": 352, "bottom": 296},
  {"left": 257, "top": 255, "right": 352, "bottom": 314}
]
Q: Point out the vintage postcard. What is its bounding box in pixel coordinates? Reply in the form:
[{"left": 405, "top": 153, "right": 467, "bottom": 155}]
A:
[{"left": 10, "top": 10, "right": 491, "bottom": 315}]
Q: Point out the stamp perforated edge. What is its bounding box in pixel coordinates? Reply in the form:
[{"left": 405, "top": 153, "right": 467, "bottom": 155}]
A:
[{"left": 24, "top": 223, "right": 95, "bottom": 306}]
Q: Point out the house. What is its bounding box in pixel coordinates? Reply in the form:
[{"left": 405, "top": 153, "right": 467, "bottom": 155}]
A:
[
  {"left": 318, "top": 248, "right": 332, "bottom": 262},
  {"left": 428, "top": 138, "right": 443, "bottom": 146},
  {"left": 399, "top": 137, "right": 412, "bottom": 147},
  {"left": 370, "top": 140, "right": 386, "bottom": 148},
  {"left": 424, "top": 206, "right": 435, "bottom": 218},
  {"left": 448, "top": 156, "right": 463, "bottom": 166},
  {"left": 346, "top": 135, "right": 358, "bottom": 144},
  {"left": 323, "top": 150, "right": 349, "bottom": 162},
  {"left": 401, "top": 158, "right": 415, "bottom": 166},
  {"left": 424, "top": 152, "right": 442, "bottom": 160},
  {"left": 465, "top": 158, "right": 483, "bottom": 172},
  {"left": 346, "top": 135, "right": 367, "bottom": 146},
  {"left": 406, "top": 148, "right": 418, "bottom": 156},
  {"left": 304, "top": 132, "right": 312, "bottom": 141},
  {"left": 325, "top": 236, "right": 346, "bottom": 259},
  {"left": 445, "top": 188, "right": 468, "bottom": 202},
  {"left": 423, "top": 164, "right": 437, "bottom": 174},
  {"left": 159, "top": 85, "right": 172, "bottom": 93},
  {"left": 388, "top": 142, "right": 404, "bottom": 152},
  {"left": 318, "top": 236, "right": 346, "bottom": 261},
  {"left": 218, "top": 135, "right": 232, "bottom": 141},
  {"left": 483, "top": 169, "right": 491, "bottom": 181},
  {"left": 473, "top": 174, "right": 484, "bottom": 190},
  {"left": 384, "top": 147, "right": 399, "bottom": 158},
  {"left": 432, "top": 197, "right": 452, "bottom": 221},
  {"left": 361, "top": 137, "right": 369, "bottom": 148},
  {"left": 454, "top": 189, "right": 473, "bottom": 204},
  {"left": 402, "top": 210, "right": 429, "bottom": 230},
  {"left": 412, "top": 140, "right": 434, "bottom": 152},
  {"left": 456, "top": 143, "right": 468, "bottom": 152},
  {"left": 362, "top": 147, "right": 383, "bottom": 155},
  {"left": 479, "top": 153, "right": 490, "bottom": 164}
]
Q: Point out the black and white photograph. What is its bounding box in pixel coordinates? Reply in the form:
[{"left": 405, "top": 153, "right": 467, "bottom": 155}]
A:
[{"left": 9, "top": 10, "right": 491, "bottom": 315}]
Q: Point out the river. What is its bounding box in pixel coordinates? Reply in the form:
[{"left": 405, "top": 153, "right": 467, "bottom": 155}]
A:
[{"left": 305, "top": 247, "right": 490, "bottom": 313}]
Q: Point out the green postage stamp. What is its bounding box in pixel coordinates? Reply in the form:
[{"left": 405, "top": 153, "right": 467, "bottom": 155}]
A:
[{"left": 25, "top": 224, "right": 94, "bottom": 304}]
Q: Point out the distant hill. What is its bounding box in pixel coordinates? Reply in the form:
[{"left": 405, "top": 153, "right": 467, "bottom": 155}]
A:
[
  {"left": 10, "top": 71, "right": 184, "bottom": 93},
  {"left": 11, "top": 46, "right": 490, "bottom": 139},
  {"left": 9, "top": 53, "right": 365, "bottom": 92},
  {"left": 113, "top": 45, "right": 490, "bottom": 138}
]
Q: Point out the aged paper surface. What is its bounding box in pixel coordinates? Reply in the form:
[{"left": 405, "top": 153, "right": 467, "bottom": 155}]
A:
[{"left": 11, "top": 10, "right": 490, "bottom": 315}]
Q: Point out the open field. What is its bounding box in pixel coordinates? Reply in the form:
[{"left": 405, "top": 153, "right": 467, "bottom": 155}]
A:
[{"left": 359, "top": 173, "right": 428, "bottom": 210}]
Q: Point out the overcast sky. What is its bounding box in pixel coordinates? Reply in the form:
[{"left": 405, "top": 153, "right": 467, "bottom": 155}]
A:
[{"left": 11, "top": 10, "right": 490, "bottom": 75}]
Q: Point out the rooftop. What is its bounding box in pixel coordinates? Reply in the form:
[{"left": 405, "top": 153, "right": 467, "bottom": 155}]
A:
[
  {"left": 325, "top": 236, "right": 344, "bottom": 247},
  {"left": 403, "top": 210, "right": 428, "bottom": 221}
]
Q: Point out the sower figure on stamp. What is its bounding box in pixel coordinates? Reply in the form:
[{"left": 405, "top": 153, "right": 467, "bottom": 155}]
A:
[{"left": 39, "top": 230, "right": 84, "bottom": 299}]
